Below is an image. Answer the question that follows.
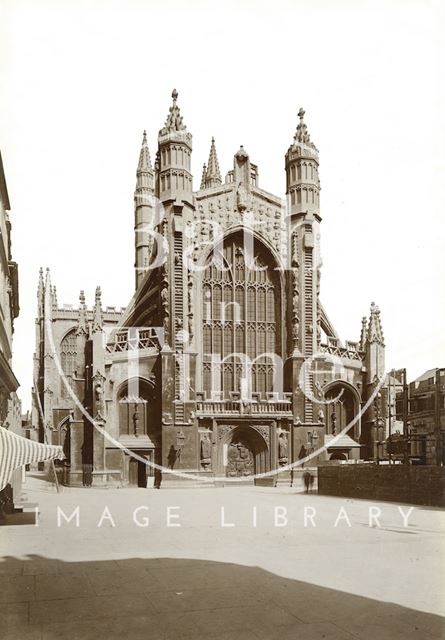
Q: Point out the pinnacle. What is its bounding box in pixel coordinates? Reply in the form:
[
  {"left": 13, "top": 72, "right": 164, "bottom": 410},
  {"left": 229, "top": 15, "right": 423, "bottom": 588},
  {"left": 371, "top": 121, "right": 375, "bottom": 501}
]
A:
[
  {"left": 160, "top": 88, "right": 187, "bottom": 136},
  {"left": 92, "top": 285, "right": 103, "bottom": 333},
  {"left": 366, "top": 302, "right": 384, "bottom": 345},
  {"left": 137, "top": 130, "right": 152, "bottom": 172},
  {"left": 200, "top": 163, "right": 207, "bottom": 190},
  {"left": 205, "top": 137, "right": 221, "bottom": 187},
  {"left": 76, "top": 290, "right": 88, "bottom": 336},
  {"left": 293, "top": 107, "right": 317, "bottom": 150}
]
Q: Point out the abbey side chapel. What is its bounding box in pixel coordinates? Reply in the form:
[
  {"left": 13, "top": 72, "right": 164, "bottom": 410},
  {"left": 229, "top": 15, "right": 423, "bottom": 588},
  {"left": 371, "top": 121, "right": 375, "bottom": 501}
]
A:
[{"left": 33, "top": 90, "right": 388, "bottom": 487}]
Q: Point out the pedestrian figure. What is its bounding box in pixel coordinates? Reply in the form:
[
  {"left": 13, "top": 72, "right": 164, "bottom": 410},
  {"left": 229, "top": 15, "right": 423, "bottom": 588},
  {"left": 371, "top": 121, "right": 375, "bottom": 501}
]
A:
[{"left": 303, "top": 471, "right": 312, "bottom": 493}]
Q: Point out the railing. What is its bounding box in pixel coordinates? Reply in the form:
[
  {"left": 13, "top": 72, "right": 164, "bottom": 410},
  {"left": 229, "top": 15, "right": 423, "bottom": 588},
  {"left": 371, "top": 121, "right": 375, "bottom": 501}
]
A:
[
  {"left": 196, "top": 394, "right": 293, "bottom": 416},
  {"left": 319, "top": 342, "right": 363, "bottom": 362},
  {"left": 106, "top": 328, "right": 160, "bottom": 353}
]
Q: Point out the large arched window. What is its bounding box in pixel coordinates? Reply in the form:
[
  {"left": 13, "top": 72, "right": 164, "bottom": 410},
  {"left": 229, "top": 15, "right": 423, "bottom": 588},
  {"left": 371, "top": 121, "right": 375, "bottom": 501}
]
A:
[
  {"left": 60, "top": 330, "right": 77, "bottom": 398},
  {"left": 202, "top": 233, "right": 281, "bottom": 399}
]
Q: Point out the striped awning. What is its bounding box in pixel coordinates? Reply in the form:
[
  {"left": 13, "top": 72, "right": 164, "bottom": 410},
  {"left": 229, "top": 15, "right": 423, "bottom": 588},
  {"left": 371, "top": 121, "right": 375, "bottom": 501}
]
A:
[{"left": 0, "top": 427, "right": 64, "bottom": 491}]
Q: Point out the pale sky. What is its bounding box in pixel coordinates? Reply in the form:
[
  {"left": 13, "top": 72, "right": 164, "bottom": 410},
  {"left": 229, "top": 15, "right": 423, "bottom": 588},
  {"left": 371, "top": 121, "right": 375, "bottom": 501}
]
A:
[{"left": 1, "top": 0, "right": 444, "bottom": 411}]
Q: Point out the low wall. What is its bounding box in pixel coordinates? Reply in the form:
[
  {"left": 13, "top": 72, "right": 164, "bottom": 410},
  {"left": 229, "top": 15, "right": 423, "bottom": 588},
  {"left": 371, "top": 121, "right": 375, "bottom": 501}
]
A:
[{"left": 318, "top": 464, "right": 445, "bottom": 507}]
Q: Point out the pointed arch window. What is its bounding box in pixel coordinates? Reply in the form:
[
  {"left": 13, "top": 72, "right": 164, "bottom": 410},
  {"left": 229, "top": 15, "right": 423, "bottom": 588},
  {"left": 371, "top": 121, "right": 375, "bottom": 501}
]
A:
[
  {"left": 201, "top": 233, "right": 281, "bottom": 399},
  {"left": 60, "top": 330, "right": 77, "bottom": 399}
]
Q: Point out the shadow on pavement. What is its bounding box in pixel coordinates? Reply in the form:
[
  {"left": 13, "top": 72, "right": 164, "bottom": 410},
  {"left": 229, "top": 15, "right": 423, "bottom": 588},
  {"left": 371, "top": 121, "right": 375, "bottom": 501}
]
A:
[{"left": 0, "top": 554, "right": 443, "bottom": 640}]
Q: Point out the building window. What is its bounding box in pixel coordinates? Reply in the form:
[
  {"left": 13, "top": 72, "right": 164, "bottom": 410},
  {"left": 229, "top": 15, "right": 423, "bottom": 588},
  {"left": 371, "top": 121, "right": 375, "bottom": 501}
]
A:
[
  {"left": 201, "top": 233, "right": 280, "bottom": 399},
  {"left": 60, "top": 330, "right": 77, "bottom": 399}
]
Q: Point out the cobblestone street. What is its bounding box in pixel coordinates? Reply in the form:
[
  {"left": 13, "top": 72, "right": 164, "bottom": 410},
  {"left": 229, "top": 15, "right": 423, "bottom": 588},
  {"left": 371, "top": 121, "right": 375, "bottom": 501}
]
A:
[{"left": 1, "top": 474, "right": 444, "bottom": 640}]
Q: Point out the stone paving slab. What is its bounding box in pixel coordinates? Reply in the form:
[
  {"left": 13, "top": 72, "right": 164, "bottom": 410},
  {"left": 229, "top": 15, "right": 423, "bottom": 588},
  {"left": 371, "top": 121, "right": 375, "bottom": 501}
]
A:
[{"left": 0, "top": 476, "right": 444, "bottom": 639}]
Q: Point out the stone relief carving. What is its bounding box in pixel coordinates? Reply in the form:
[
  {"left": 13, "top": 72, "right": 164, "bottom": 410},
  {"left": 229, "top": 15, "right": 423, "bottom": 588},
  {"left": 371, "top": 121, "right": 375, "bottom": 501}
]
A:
[
  {"left": 160, "top": 266, "right": 170, "bottom": 345},
  {"left": 189, "top": 193, "right": 284, "bottom": 263},
  {"left": 252, "top": 424, "right": 270, "bottom": 445},
  {"left": 291, "top": 231, "right": 300, "bottom": 352},
  {"left": 187, "top": 270, "right": 194, "bottom": 341},
  {"left": 217, "top": 424, "right": 236, "bottom": 440}
]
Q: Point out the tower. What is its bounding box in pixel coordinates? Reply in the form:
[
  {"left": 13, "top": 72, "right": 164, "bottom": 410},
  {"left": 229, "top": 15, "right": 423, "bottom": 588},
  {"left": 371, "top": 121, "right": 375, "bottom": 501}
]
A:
[
  {"left": 156, "top": 89, "right": 193, "bottom": 206},
  {"left": 134, "top": 131, "right": 155, "bottom": 290},
  {"left": 362, "top": 302, "right": 386, "bottom": 459},
  {"left": 285, "top": 109, "right": 322, "bottom": 427},
  {"left": 155, "top": 90, "right": 196, "bottom": 468},
  {"left": 154, "top": 90, "right": 194, "bottom": 348},
  {"left": 364, "top": 302, "right": 385, "bottom": 382}
]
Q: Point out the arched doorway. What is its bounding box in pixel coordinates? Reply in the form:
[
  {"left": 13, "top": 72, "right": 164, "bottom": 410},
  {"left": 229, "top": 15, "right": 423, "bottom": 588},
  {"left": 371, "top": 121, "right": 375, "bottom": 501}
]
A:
[
  {"left": 223, "top": 426, "right": 268, "bottom": 478},
  {"left": 330, "top": 452, "right": 347, "bottom": 461},
  {"left": 323, "top": 382, "right": 361, "bottom": 441},
  {"left": 117, "top": 377, "right": 159, "bottom": 488}
]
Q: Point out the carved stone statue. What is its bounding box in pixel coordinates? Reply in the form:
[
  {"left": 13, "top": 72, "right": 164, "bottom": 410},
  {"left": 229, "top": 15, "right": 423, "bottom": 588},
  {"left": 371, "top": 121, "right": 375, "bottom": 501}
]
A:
[
  {"left": 132, "top": 406, "right": 140, "bottom": 437},
  {"left": 278, "top": 433, "right": 288, "bottom": 465},
  {"left": 236, "top": 182, "right": 249, "bottom": 212},
  {"left": 94, "top": 382, "right": 104, "bottom": 416},
  {"left": 160, "top": 285, "right": 169, "bottom": 311},
  {"left": 200, "top": 434, "right": 212, "bottom": 469},
  {"left": 318, "top": 409, "right": 325, "bottom": 424},
  {"left": 292, "top": 314, "right": 299, "bottom": 350}
]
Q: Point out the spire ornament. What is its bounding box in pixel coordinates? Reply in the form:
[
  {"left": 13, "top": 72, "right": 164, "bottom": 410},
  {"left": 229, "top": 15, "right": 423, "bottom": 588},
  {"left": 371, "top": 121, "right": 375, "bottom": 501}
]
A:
[
  {"left": 137, "top": 130, "right": 152, "bottom": 173},
  {"left": 44, "top": 268, "right": 52, "bottom": 319},
  {"left": 200, "top": 163, "right": 207, "bottom": 190},
  {"left": 360, "top": 316, "right": 367, "bottom": 351},
  {"left": 366, "top": 302, "right": 385, "bottom": 346},
  {"left": 293, "top": 107, "right": 317, "bottom": 151},
  {"left": 92, "top": 286, "right": 103, "bottom": 334},
  {"left": 51, "top": 286, "right": 58, "bottom": 311},
  {"left": 159, "top": 88, "right": 187, "bottom": 136},
  {"left": 37, "top": 267, "right": 44, "bottom": 315},
  {"left": 76, "top": 290, "right": 88, "bottom": 336},
  {"left": 205, "top": 137, "right": 222, "bottom": 188}
]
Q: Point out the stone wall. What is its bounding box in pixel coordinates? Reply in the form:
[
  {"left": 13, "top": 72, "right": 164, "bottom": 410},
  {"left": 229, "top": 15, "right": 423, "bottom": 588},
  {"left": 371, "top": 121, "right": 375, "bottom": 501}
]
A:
[{"left": 318, "top": 464, "right": 445, "bottom": 507}]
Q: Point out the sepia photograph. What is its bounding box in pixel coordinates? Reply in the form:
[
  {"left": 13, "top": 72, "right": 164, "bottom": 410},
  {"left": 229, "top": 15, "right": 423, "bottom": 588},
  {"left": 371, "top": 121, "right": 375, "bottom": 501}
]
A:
[{"left": 0, "top": 1, "right": 444, "bottom": 639}]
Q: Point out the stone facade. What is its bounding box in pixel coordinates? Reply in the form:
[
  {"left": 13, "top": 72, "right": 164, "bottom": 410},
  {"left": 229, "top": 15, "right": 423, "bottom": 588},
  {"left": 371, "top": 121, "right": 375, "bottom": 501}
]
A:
[
  {"left": 33, "top": 91, "right": 393, "bottom": 487},
  {"left": 403, "top": 368, "right": 445, "bottom": 465},
  {"left": 0, "top": 150, "right": 21, "bottom": 505},
  {"left": 32, "top": 279, "right": 124, "bottom": 484}
]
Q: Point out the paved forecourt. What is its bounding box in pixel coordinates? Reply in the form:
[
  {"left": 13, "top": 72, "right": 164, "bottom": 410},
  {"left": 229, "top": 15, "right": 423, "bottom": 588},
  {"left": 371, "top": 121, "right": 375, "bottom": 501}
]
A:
[{"left": 1, "top": 474, "right": 444, "bottom": 640}]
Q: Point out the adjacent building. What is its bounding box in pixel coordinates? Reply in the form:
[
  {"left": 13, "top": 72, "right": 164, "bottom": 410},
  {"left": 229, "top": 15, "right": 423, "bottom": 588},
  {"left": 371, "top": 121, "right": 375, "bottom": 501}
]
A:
[
  {"left": 404, "top": 368, "right": 445, "bottom": 465},
  {"left": 33, "top": 92, "right": 393, "bottom": 487},
  {"left": 0, "top": 150, "right": 21, "bottom": 505}
]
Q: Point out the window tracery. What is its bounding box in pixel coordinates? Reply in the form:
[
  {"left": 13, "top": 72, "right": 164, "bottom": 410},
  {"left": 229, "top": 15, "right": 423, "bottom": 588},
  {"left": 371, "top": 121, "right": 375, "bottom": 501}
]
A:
[
  {"left": 202, "top": 234, "right": 281, "bottom": 398},
  {"left": 60, "top": 330, "right": 77, "bottom": 399}
]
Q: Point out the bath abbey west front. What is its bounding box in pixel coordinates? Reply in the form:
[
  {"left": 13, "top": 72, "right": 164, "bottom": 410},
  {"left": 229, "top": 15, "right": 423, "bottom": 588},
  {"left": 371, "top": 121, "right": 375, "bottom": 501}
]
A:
[{"left": 33, "top": 91, "right": 388, "bottom": 487}]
